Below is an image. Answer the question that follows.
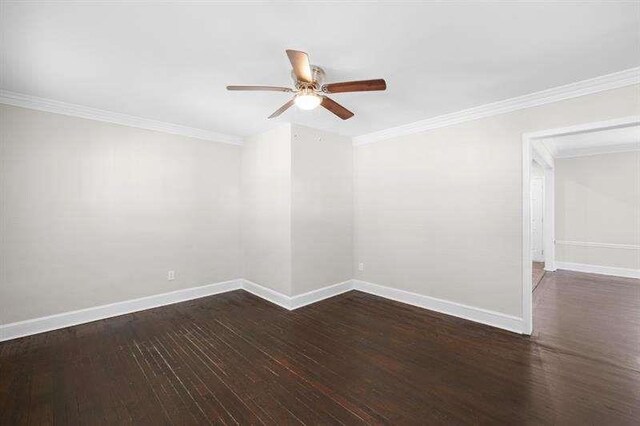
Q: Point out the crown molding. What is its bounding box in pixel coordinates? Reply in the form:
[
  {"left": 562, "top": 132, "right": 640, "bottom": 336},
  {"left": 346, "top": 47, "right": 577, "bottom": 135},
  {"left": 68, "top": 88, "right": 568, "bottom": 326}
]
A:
[
  {"left": 353, "top": 67, "right": 640, "bottom": 146},
  {"left": 0, "top": 90, "right": 244, "bottom": 146}
]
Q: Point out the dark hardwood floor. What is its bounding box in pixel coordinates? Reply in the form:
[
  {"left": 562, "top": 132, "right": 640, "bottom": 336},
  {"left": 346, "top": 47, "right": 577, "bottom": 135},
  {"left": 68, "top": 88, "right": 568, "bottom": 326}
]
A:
[{"left": 1, "top": 271, "right": 639, "bottom": 425}]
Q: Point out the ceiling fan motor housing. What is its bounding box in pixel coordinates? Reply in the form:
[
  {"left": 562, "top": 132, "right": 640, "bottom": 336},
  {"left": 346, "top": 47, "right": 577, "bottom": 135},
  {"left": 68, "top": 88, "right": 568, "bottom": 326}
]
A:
[{"left": 291, "top": 65, "right": 325, "bottom": 89}]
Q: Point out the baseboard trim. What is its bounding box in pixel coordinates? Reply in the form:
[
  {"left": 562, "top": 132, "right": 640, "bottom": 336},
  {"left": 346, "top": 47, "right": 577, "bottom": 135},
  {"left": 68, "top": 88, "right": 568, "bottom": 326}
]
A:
[
  {"left": 556, "top": 262, "right": 640, "bottom": 279},
  {"left": 240, "top": 279, "right": 523, "bottom": 333},
  {"left": 1, "top": 277, "right": 527, "bottom": 342},
  {"left": 290, "top": 280, "right": 354, "bottom": 309},
  {"left": 241, "top": 279, "right": 292, "bottom": 310},
  {"left": 0, "top": 279, "right": 243, "bottom": 342},
  {"left": 241, "top": 279, "right": 355, "bottom": 310},
  {"left": 352, "top": 280, "right": 524, "bottom": 334}
]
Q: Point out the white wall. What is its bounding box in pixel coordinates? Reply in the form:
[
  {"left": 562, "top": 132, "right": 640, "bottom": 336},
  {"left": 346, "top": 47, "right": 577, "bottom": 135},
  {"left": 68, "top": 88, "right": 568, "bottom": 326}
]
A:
[
  {"left": 241, "top": 124, "right": 292, "bottom": 295},
  {"left": 241, "top": 124, "right": 353, "bottom": 296},
  {"left": 555, "top": 151, "right": 639, "bottom": 270},
  {"left": 3, "top": 84, "right": 638, "bottom": 330},
  {"left": 0, "top": 104, "right": 241, "bottom": 324},
  {"left": 291, "top": 124, "right": 353, "bottom": 294},
  {"left": 354, "top": 85, "right": 640, "bottom": 318}
]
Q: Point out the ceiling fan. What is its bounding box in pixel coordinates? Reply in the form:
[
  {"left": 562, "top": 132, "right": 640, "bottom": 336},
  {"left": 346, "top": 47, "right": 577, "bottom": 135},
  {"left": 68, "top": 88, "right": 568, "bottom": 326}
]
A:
[{"left": 226, "top": 49, "right": 386, "bottom": 120}]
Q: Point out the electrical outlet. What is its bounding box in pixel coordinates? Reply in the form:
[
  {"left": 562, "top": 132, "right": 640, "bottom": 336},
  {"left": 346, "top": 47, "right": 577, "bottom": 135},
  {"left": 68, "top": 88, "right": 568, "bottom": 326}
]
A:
[
  {"left": 358, "top": 263, "right": 364, "bottom": 271},
  {"left": 167, "top": 270, "right": 175, "bottom": 281}
]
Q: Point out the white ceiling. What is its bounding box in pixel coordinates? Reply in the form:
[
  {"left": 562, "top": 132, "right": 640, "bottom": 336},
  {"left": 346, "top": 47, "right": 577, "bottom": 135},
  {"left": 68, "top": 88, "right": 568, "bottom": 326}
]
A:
[
  {"left": 1, "top": 2, "right": 639, "bottom": 139},
  {"left": 541, "top": 125, "right": 640, "bottom": 158}
]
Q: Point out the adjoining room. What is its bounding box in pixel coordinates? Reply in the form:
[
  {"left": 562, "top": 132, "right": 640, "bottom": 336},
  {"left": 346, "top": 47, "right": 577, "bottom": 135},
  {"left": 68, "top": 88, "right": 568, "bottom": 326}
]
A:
[
  {"left": 1, "top": 2, "right": 639, "bottom": 424},
  {"left": 527, "top": 122, "right": 639, "bottom": 370}
]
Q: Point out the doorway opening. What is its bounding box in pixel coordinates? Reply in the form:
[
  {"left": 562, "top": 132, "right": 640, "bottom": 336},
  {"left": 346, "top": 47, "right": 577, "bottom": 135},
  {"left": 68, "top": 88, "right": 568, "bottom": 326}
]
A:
[{"left": 521, "top": 115, "right": 640, "bottom": 335}]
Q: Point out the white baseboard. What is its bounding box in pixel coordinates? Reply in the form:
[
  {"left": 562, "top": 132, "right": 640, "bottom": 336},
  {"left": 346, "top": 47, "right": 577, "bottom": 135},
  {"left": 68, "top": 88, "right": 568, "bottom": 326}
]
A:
[
  {"left": 352, "top": 280, "right": 524, "bottom": 334},
  {"left": 241, "top": 279, "right": 354, "bottom": 310},
  {"left": 290, "top": 280, "right": 354, "bottom": 309},
  {"left": 1, "top": 277, "right": 525, "bottom": 342},
  {"left": 556, "top": 262, "right": 640, "bottom": 279},
  {"left": 241, "top": 279, "right": 292, "bottom": 310},
  {"left": 0, "top": 279, "right": 243, "bottom": 342},
  {"left": 241, "top": 279, "right": 522, "bottom": 334},
  {"left": 0, "top": 278, "right": 353, "bottom": 342}
]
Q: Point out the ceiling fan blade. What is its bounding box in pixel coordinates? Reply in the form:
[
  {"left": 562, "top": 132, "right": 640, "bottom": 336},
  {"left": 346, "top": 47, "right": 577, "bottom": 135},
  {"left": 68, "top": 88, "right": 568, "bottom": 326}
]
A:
[
  {"left": 321, "top": 96, "right": 354, "bottom": 120},
  {"left": 322, "top": 79, "right": 387, "bottom": 93},
  {"left": 286, "top": 49, "right": 313, "bottom": 83},
  {"left": 227, "top": 85, "right": 293, "bottom": 92},
  {"left": 268, "top": 99, "right": 295, "bottom": 119}
]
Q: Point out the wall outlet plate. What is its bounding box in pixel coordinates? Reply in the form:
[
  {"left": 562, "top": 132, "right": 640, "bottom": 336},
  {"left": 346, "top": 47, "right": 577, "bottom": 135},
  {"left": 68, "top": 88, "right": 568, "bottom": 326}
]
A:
[{"left": 167, "top": 271, "right": 175, "bottom": 281}]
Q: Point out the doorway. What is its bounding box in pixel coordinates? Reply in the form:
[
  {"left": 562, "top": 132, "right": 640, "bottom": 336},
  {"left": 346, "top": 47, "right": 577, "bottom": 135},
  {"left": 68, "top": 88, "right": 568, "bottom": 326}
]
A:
[{"left": 521, "top": 115, "right": 640, "bottom": 335}]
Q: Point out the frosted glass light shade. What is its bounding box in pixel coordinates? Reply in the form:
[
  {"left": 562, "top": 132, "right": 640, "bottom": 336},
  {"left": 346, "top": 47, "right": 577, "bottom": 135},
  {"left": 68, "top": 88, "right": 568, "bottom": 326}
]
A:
[{"left": 294, "top": 93, "right": 321, "bottom": 110}]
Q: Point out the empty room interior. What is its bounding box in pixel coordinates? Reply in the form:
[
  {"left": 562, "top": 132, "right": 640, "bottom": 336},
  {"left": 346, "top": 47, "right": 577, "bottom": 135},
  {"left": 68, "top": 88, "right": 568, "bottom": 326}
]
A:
[{"left": 1, "top": 2, "right": 639, "bottom": 424}]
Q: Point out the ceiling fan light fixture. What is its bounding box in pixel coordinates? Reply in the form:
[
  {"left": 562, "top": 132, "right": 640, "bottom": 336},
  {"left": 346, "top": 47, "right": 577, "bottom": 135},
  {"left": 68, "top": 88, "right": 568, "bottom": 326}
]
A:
[
  {"left": 226, "top": 49, "right": 386, "bottom": 120},
  {"left": 294, "top": 90, "right": 321, "bottom": 110}
]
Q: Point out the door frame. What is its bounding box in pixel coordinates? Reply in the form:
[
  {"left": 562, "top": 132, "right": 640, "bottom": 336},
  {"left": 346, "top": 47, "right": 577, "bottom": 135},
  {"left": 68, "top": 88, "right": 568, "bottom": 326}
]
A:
[
  {"left": 520, "top": 115, "right": 640, "bottom": 335},
  {"left": 530, "top": 170, "right": 546, "bottom": 263}
]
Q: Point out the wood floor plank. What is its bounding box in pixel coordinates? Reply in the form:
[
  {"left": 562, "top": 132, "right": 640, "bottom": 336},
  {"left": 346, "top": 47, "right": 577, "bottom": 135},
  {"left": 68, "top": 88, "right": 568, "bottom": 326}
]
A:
[{"left": 1, "top": 271, "right": 639, "bottom": 424}]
